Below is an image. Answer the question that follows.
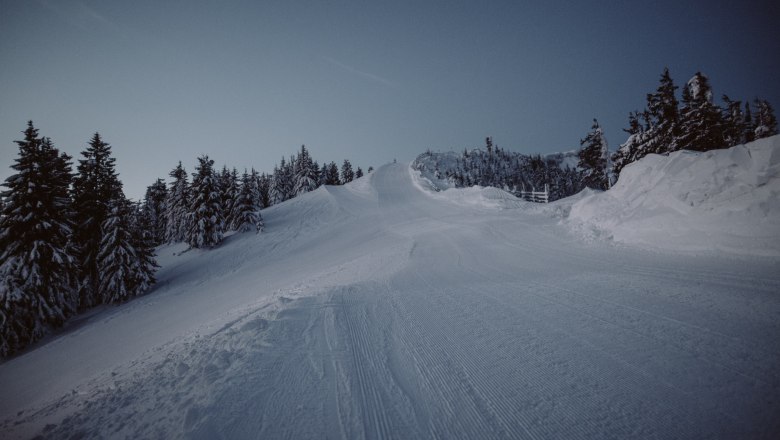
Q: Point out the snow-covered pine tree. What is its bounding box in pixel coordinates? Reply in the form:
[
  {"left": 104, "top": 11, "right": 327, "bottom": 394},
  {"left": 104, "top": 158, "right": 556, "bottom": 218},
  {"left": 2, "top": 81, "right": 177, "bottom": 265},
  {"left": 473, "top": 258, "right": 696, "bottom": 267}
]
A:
[
  {"left": 612, "top": 70, "right": 681, "bottom": 178},
  {"left": 188, "top": 155, "right": 224, "bottom": 248},
  {"left": 721, "top": 95, "right": 746, "bottom": 147},
  {"left": 677, "top": 72, "right": 724, "bottom": 152},
  {"left": 743, "top": 102, "right": 755, "bottom": 143},
  {"left": 129, "top": 202, "right": 159, "bottom": 296},
  {"left": 318, "top": 162, "right": 328, "bottom": 186},
  {"left": 355, "top": 167, "right": 364, "bottom": 179},
  {"left": 325, "top": 162, "right": 341, "bottom": 185},
  {"left": 341, "top": 159, "right": 354, "bottom": 183},
  {"left": 293, "top": 145, "right": 319, "bottom": 196},
  {"left": 221, "top": 167, "right": 240, "bottom": 231},
  {"left": 753, "top": 99, "right": 778, "bottom": 139},
  {"left": 271, "top": 157, "right": 294, "bottom": 204},
  {"left": 164, "top": 162, "right": 190, "bottom": 243},
  {"left": 270, "top": 163, "right": 284, "bottom": 205},
  {"left": 611, "top": 111, "right": 648, "bottom": 179},
  {"left": 645, "top": 67, "right": 680, "bottom": 154},
  {"left": 256, "top": 171, "right": 271, "bottom": 209},
  {"left": 578, "top": 119, "right": 610, "bottom": 190},
  {"left": 71, "top": 132, "right": 123, "bottom": 309},
  {"left": 97, "top": 198, "right": 137, "bottom": 303},
  {"left": 143, "top": 178, "right": 168, "bottom": 246},
  {"left": 232, "top": 170, "right": 263, "bottom": 233},
  {"left": 0, "top": 123, "right": 77, "bottom": 356}
]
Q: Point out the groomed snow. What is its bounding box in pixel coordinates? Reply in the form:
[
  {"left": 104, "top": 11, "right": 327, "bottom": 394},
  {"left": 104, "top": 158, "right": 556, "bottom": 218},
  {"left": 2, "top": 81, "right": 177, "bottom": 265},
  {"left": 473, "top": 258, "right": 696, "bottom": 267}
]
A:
[
  {"left": 566, "top": 135, "right": 780, "bottom": 256},
  {"left": 1, "top": 160, "right": 779, "bottom": 439}
]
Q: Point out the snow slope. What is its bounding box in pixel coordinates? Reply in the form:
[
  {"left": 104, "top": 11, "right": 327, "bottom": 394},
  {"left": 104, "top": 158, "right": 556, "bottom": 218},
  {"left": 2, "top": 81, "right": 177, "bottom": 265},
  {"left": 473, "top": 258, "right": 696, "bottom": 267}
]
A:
[
  {"left": 566, "top": 135, "right": 780, "bottom": 256},
  {"left": 1, "top": 163, "right": 779, "bottom": 439}
]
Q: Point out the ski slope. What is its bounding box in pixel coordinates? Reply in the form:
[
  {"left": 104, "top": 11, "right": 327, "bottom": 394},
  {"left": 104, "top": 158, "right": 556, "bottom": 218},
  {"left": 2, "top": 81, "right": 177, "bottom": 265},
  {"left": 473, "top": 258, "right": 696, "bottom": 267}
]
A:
[{"left": 1, "top": 163, "right": 779, "bottom": 439}]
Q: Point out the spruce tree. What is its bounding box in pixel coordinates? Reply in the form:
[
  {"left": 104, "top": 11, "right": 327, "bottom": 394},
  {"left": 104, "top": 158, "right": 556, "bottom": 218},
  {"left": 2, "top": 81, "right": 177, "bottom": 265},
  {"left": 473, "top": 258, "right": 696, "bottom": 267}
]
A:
[
  {"left": 743, "top": 102, "right": 756, "bottom": 143},
  {"left": 721, "top": 95, "right": 746, "bottom": 147},
  {"left": 164, "top": 162, "right": 190, "bottom": 243},
  {"left": 129, "top": 202, "right": 159, "bottom": 296},
  {"left": 143, "top": 178, "right": 168, "bottom": 246},
  {"left": 677, "top": 72, "right": 724, "bottom": 152},
  {"left": 293, "top": 145, "right": 319, "bottom": 196},
  {"left": 325, "top": 162, "right": 341, "bottom": 185},
  {"left": 753, "top": 99, "right": 778, "bottom": 139},
  {"left": 646, "top": 67, "right": 680, "bottom": 153},
  {"left": 256, "top": 171, "right": 271, "bottom": 208},
  {"left": 188, "top": 155, "right": 224, "bottom": 248},
  {"left": 72, "top": 133, "right": 123, "bottom": 308},
  {"left": 233, "top": 170, "right": 263, "bottom": 233},
  {"left": 221, "top": 167, "right": 240, "bottom": 231},
  {"left": 341, "top": 159, "right": 354, "bottom": 183},
  {"left": 97, "top": 198, "right": 137, "bottom": 303},
  {"left": 355, "top": 167, "right": 364, "bottom": 179},
  {"left": 578, "top": 119, "right": 610, "bottom": 190},
  {"left": 0, "top": 122, "right": 76, "bottom": 356},
  {"left": 270, "top": 157, "right": 294, "bottom": 204}
]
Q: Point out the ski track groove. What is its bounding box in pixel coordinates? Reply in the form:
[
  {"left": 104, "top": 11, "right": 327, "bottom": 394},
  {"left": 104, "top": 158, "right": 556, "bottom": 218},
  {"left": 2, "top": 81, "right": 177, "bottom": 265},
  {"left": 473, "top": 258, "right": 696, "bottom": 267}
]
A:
[{"left": 340, "top": 288, "right": 394, "bottom": 440}]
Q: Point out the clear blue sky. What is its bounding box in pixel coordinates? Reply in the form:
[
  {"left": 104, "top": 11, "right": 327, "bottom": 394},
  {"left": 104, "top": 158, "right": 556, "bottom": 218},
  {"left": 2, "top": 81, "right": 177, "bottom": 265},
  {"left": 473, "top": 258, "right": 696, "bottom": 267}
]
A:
[{"left": 2, "top": 0, "right": 778, "bottom": 200}]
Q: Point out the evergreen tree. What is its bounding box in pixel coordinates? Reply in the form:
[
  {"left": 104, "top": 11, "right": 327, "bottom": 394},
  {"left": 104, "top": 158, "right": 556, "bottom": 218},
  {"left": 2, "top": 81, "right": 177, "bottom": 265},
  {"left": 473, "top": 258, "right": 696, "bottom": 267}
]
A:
[
  {"left": 753, "top": 99, "right": 778, "bottom": 139},
  {"left": 367, "top": 166, "right": 374, "bottom": 173},
  {"left": 232, "top": 170, "right": 263, "bottom": 233},
  {"left": 0, "top": 123, "right": 76, "bottom": 356},
  {"left": 71, "top": 133, "right": 123, "bottom": 308},
  {"left": 293, "top": 145, "right": 319, "bottom": 195},
  {"left": 341, "top": 159, "right": 354, "bottom": 183},
  {"left": 677, "top": 72, "right": 724, "bottom": 151},
  {"left": 221, "top": 167, "right": 240, "bottom": 231},
  {"left": 578, "top": 119, "right": 610, "bottom": 190},
  {"left": 721, "top": 95, "right": 746, "bottom": 147},
  {"left": 129, "top": 202, "right": 159, "bottom": 296},
  {"left": 645, "top": 67, "right": 680, "bottom": 153},
  {"left": 143, "top": 178, "right": 168, "bottom": 246},
  {"left": 97, "top": 198, "right": 137, "bottom": 303},
  {"left": 270, "top": 157, "right": 294, "bottom": 204},
  {"left": 743, "top": 102, "right": 755, "bottom": 143},
  {"left": 188, "top": 155, "right": 224, "bottom": 248},
  {"left": 325, "top": 162, "right": 341, "bottom": 185},
  {"left": 256, "top": 171, "right": 271, "bottom": 208},
  {"left": 318, "top": 161, "right": 328, "bottom": 186},
  {"left": 164, "top": 162, "right": 190, "bottom": 243},
  {"left": 355, "top": 167, "right": 364, "bottom": 179},
  {"left": 612, "top": 111, "right": 649, "bottom": 179}
]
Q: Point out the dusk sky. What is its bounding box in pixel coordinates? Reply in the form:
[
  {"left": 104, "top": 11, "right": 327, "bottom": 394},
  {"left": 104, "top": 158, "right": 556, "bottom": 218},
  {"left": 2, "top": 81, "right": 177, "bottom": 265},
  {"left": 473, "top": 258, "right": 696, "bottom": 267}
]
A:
[{"left": 2, "top": 0, "right": 778, "bottom": 200}]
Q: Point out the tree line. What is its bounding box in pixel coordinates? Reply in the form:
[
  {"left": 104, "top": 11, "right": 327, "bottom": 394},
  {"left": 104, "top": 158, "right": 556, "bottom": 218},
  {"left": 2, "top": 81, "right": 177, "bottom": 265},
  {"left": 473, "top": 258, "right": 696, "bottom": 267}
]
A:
[
  {"left": 0, "top": 124, "right": 369, "bottom": 357},
  {"left": 579, "top": 69, "right": 777, "bottom": 190},
  {"left": 415, "top": 68, "right": 777, "bottom": 197},
  {"left": 413, "top": 137, "right": 585, "bottom": 202}
]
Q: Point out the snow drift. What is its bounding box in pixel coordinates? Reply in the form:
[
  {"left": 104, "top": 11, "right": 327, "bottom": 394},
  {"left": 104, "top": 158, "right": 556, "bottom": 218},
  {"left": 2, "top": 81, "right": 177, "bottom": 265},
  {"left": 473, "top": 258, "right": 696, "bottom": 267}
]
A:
[{"left": 567, "top": 135, "right": 780, "bottom": 256}]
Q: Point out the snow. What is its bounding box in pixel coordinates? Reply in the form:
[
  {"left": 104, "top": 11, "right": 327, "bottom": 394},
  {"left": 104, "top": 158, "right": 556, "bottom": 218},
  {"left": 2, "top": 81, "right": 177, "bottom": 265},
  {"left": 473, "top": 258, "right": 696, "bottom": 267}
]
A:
[
  {"left": 1, "top": 159, "right": 779, "bottom": 438},
  {"left": 566, "top": 135, "right": 780, "bottom": 256}
]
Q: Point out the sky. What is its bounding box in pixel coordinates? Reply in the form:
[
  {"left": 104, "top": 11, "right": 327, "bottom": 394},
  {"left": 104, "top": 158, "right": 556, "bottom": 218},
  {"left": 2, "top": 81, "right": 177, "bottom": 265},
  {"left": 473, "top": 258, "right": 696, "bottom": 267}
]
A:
[{"left": 1, "top": 0, "right": 779, "bottom": 200}]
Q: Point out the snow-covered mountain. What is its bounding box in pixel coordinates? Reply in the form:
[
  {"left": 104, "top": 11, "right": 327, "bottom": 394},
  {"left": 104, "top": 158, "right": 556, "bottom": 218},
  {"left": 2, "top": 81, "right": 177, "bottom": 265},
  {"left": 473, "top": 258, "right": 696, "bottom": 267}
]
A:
[{"left": 1, "top": 141, "right": 779, "bottom": 439}]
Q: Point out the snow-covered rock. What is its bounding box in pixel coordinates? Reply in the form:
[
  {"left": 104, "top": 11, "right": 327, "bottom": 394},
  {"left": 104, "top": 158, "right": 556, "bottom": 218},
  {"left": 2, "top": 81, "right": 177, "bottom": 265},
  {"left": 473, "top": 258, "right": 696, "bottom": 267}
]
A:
[{"left": 567, "top": 135, "right": 780, "bottom": 256}]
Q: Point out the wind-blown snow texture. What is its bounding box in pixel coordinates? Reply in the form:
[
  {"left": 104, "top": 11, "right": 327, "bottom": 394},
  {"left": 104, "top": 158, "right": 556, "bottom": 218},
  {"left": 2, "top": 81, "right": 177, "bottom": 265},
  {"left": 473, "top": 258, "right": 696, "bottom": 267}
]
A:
[
  {"left": 1, "top": 157, "right": 779, "bottom": 439},
  {"left": 566, "top": 135, "right": 780, "bottom": 256}
]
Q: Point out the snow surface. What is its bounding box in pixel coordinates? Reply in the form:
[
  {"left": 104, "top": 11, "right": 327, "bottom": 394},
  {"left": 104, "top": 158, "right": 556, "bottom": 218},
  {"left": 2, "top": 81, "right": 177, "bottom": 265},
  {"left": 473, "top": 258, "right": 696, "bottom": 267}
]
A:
[
  {"left": 565, "top": 135, "right": 780, "bottom": 256},
  {"left": 1, "top": 161, "right": 779, "bottom": 439}
]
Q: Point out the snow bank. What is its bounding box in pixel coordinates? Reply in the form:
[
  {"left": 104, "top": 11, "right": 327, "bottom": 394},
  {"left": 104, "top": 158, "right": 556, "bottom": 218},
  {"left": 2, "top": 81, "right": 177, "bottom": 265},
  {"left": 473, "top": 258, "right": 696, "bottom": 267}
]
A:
[{"left": 567, "top": 135, "right": 780, "bottom": 256}]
